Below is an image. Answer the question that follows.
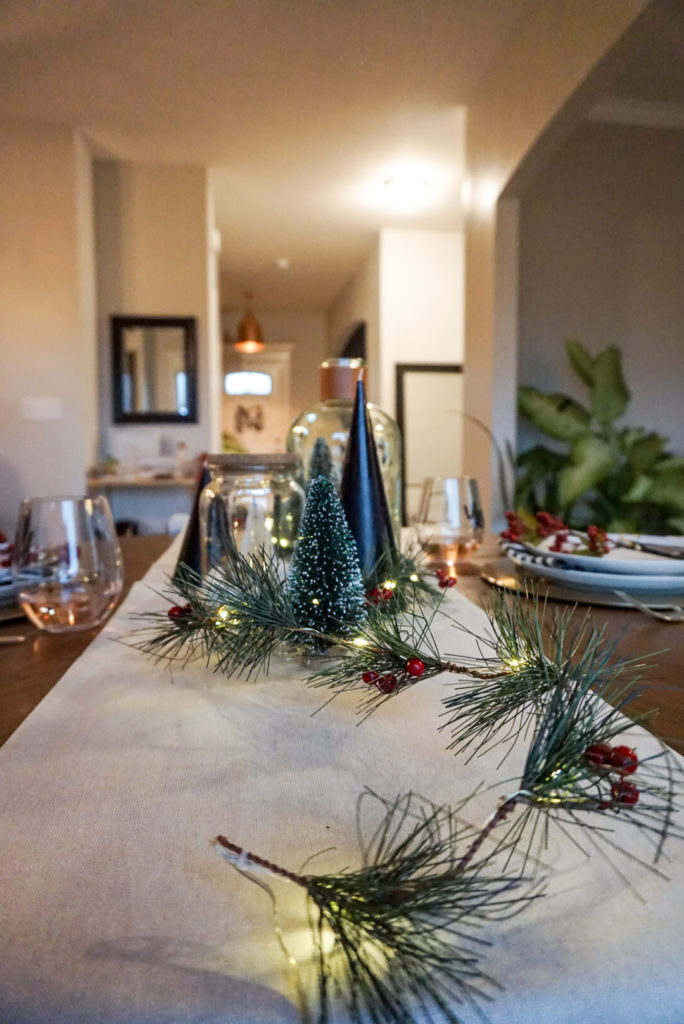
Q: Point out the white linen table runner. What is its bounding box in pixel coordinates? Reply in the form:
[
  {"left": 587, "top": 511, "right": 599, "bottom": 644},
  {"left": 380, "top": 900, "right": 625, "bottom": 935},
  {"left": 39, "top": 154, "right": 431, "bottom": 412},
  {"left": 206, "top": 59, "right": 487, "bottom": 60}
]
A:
[{"left": 1, "top": 539, "right": 683, "bottom": 1023}]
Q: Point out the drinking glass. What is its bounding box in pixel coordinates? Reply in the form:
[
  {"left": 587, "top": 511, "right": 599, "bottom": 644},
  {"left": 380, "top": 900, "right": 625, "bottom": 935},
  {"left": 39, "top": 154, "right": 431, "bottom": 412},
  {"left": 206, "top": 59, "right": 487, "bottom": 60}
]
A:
[
  {"left": 416, "top": 477, "right": 484, "bottom": 576},
  {"left": 12, "top": 495, "right": 123, "bottom": 633}
]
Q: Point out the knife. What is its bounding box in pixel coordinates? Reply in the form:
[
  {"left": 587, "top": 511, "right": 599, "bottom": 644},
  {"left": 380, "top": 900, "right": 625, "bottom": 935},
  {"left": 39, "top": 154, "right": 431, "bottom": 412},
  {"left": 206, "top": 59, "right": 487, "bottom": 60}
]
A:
[{"left": 615, "top": 538, "right": 684, "bottom": 560}]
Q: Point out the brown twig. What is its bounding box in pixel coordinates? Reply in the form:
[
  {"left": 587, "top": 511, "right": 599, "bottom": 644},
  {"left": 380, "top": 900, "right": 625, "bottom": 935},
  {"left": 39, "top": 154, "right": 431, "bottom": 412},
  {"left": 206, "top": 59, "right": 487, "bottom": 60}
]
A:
[
  {"left": 214, "top": 835, "right": 309, "bottom": 888},
  {"left": 443, "top": 660, "right": 512, "bottom": 680},
  {"left": 456, "top": 796, "right": 519, "bottom": 872}
]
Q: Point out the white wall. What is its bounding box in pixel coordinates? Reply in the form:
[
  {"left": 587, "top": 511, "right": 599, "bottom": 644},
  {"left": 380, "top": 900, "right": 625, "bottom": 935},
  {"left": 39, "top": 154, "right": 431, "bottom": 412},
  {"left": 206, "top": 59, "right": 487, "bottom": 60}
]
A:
[
  {"left": 378, "top": 228, "right": 463, "bottom": 412},
  {"left": 326, "top": 229, "right": 463, "bottom": 414},
  {"left": 95, "top": 160, "right": 217, "bottom": 468},
  {"left": 463, "top": 0, "right": 647, "bottom": 525},
  {"left": 518, "top": 120, "right": 684, "bottom": 455},
  {"left": 326, "top": 228, "right": 464, "bottom": 517},
  {"left": 0, "top": 122, "right": 98, "bottom": 534}
]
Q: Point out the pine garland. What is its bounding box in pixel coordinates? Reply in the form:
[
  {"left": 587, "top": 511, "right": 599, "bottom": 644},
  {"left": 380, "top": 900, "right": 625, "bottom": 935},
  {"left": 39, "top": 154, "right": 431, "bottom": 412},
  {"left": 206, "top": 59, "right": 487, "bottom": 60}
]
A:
[
  {"left": 129, "top": 513, "right": 683, "bottom": 1023},
  {"left": 215, "top": 789, "right": 542, "bottom": 1024}
]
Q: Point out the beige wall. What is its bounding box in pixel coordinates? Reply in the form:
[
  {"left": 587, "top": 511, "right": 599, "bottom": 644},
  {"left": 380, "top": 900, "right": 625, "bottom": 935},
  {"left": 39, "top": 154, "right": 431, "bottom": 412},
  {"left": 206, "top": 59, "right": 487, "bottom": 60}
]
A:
[
  {"left": 378, "top": 228, "right": 463, "bottom": 413},
  {"left": 327, "top": 238, "right": 381, "bottom": 402},
  {"left": 518, "top": 120, "right": 684, "bottom": 455},
  {"left": 326, "top": 228, "right": 463, "bottom": 414},
  {"left": 463, "top": 0, "right": 647, "bottom": 525},
  {"left": 0, "top": 122, "right": 97, "bottom": 533},
  {"left": 95, "top": 160, "right": 218, "bottom": 469}
]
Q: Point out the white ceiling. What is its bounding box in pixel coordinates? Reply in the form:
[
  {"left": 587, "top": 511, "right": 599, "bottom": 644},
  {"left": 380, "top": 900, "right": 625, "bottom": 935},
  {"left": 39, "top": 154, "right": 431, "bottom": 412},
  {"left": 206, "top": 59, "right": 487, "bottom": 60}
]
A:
[
  {"left": 0, "top": 0, "right": 538, "bottom": 310},
  {"left": 3, "top": 2, "right": 681, "bottom": 312}
]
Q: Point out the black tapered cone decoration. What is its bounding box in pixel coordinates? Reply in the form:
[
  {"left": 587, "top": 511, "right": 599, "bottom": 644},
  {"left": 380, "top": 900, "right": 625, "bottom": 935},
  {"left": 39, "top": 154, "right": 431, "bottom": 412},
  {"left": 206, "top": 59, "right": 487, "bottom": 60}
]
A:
[
  {"left": 173, "top": 458, "right": 211, "bottom": 581},
  {"left": 340, "top": 377, "right": 396, "bottom": 581}
]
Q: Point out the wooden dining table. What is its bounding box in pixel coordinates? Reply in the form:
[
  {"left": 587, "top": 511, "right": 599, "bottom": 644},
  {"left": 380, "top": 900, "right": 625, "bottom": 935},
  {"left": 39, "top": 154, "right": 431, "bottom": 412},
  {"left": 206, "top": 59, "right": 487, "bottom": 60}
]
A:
[
  {"left": 1, "top": 533, "right": 682, "bottom": 754},
  {"left": 0, "top": 534, "right": 170, "bottom": 749},
  {"left": 2, "top": 531, "right": 683, "bottom": 1024}
]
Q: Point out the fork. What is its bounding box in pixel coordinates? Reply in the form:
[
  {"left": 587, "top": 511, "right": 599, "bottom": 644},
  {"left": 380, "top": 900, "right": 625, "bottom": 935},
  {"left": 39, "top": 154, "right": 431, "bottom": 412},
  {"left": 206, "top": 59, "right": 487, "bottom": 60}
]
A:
[{"left": 613, "top": 590, "right": 684, "bottom": 623}]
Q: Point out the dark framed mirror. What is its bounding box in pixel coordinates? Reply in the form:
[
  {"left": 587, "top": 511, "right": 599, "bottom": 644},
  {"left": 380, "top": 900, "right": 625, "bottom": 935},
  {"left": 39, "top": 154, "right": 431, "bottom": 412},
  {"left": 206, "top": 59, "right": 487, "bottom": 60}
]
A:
[{"left": 112, "top": 315, "right": 198, "bottom": 424}]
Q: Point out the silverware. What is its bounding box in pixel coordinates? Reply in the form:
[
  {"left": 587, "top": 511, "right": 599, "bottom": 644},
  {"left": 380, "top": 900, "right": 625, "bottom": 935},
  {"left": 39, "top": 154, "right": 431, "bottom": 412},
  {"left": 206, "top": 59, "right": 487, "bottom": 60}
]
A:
[
  {"left": 0, "top": 635, "right": 27, "bottom": 644},
  {"left": 613, "top": 590, "right": 684, "bottom": 623},
  {"left": 614, "top": 537, "right": 684, "bottom": 560}
]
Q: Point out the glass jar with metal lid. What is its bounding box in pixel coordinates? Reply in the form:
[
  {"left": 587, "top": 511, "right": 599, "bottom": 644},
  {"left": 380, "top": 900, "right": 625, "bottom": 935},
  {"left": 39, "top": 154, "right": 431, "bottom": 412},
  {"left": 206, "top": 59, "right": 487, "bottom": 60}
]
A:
[{"left": 199, "top": 453, "right": 304, "bottom": 573}]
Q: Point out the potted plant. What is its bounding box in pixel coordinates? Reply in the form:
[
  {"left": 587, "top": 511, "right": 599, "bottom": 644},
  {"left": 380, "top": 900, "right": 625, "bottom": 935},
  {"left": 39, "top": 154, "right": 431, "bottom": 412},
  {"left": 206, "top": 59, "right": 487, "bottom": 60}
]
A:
[{"left": 516, "top": 340, "right": 684, "bottom": 534}]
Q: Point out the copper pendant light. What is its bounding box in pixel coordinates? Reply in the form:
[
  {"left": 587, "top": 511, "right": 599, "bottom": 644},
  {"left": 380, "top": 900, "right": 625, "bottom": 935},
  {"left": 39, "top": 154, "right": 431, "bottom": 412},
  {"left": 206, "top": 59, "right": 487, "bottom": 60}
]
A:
[{"left": 233, "top": 292, "right": 265, "bottom": 354}]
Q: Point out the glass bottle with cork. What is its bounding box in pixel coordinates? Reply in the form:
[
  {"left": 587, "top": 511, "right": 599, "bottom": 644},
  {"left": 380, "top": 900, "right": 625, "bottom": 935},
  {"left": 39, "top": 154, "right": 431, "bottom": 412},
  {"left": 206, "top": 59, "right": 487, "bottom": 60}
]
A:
[{"left": 286, "top": 358, "right": 402, "bottom": 541}]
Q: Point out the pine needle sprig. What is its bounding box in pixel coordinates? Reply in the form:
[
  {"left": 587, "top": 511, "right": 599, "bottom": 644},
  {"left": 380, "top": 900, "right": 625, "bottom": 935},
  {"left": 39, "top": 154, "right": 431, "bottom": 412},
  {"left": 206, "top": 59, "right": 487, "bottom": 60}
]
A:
[
  {"left": 517, "top": 681, "right": 683, "bottom": 855},
  {"left": 441, "top": 591, "right": 650, "bottom": 760},
  {"left": 200, "top": 548, "right": 308, "bottom": 677},
  {"left": 131, "top": 550, "right": 319, "bottom": 679},
  {"left": 367, "top": 543, "right": 438, "bottom": 613},
  {"left": 308, "top": 601, "right": 446, "bottom": 697},
  {"left": 306, "top": 600, "right": 509, "bottom": 722},
  {"left": 126, "top": 561, "right": 220, "bottom": 666},
  {"left": 215, "top": 789, "right": 542, "bottom": 1024},
  {"left": 452, "top": 673, "right": 684, "bottom": 878}
]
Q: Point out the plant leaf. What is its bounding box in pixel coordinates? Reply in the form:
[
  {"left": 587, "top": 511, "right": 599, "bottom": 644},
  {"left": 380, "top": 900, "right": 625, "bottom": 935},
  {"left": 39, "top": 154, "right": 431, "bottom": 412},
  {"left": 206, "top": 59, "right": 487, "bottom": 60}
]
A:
[
  {"left": 566, "top": 339, "right": 595, "bottom": 387},
  {"left": 623, "top": 431, "right": 666, "bottom": 472},
  {"left": 646, "top": 471, "right": 684, "bottom": 512},
  {"left": 623, "top": 473, "right": 654, "bottom": 504},
  {"left": 590, "top": 345, "right": 630, "bottom": 423},
  {"left": 655, "top": 456, "right": 684, "bottom": 472},
  {"left": 558, "top": 435, "right": 616, "bottom": 508},
  {"left": 518, "top": 388, "right": 591, "bottom": 441}
]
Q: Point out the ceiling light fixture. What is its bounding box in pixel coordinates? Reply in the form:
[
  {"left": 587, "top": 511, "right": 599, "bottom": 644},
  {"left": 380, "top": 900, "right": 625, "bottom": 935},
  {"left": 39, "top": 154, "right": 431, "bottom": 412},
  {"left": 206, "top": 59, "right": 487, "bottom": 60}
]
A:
[
  {"left": 382, "top": 174, "right": 429, "bottom": 206},
  {"left": 233, "top": 292, "right": 265, "bottom": 354}
]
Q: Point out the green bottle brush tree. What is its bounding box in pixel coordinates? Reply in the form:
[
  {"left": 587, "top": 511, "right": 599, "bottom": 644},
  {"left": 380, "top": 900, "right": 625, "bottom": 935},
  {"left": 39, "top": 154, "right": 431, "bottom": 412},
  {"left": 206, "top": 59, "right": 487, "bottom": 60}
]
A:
[{"left": 516, "top": 340, "right": 684, "bottom": 533}]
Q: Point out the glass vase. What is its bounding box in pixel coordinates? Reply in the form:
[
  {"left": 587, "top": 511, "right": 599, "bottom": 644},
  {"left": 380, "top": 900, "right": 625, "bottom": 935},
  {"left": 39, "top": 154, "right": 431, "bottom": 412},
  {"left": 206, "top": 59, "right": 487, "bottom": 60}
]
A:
[{"left": 286, "top": 358, "right": 403, "bottom": 541}]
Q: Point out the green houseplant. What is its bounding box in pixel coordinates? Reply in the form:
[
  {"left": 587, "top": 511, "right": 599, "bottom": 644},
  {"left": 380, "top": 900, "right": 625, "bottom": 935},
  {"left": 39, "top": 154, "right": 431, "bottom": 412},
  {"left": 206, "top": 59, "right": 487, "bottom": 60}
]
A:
[{"left": 516, "top": 340, "right": 684, "bottom": 534}]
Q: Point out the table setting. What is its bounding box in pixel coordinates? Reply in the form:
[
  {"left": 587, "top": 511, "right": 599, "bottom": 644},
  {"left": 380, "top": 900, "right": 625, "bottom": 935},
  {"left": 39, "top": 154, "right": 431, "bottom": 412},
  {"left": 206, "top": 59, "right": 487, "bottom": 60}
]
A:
[
  {"left": 2, "top": 376, "right": 684, "bottom": 1024},
  {"left": 474, "top": 511, "right": 684, "bottom": 619},
  {"left": 2, "top": 522, "right": 684, "bottom": 1022}
]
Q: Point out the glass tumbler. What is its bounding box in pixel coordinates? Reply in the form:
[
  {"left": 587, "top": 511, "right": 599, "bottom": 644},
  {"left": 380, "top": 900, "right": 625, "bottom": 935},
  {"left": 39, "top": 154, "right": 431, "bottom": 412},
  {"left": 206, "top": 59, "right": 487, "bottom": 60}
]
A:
[
  {"left": 416, "top": 477, "right": 484, "bottom": 577},
  {"left": 12, "top": 495, "right": 123, "bottom": 632}
]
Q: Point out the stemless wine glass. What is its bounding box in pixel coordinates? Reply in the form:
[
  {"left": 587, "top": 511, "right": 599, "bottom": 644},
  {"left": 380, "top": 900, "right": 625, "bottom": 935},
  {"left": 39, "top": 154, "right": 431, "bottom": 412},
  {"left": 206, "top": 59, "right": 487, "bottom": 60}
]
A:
[
  {"left": 12, "top": 495, "right": 123, "bottom": 633},
  {"left": 416, "top": 477, "right": 484, "bottom": 577}
]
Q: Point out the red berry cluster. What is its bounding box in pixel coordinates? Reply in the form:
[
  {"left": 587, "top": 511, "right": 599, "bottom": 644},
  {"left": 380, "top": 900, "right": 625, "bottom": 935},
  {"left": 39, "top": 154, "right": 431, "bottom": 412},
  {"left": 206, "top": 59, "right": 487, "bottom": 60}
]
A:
[
  {"left": 168, "top": 603, "right": 192, "bottom": 620},
  {"left": 585, "top": 741, "right": 639, "bottom": 806},
  {"left": 534, "top": 510, "right": 567, "bottom": 538},
  {"left": 586, "top": 523, "right": 609, "bottom": 555},
  {"left": 435, "top": 568, "right": 456, "bottom": 589},
  {"left": 362, "top": 657, "right": 426, "bottom": 695},
  {"left": 549, "top": 530, "right": 570, "bottom": 553},
  {"left": 365, "top": 585, "right": 394, "bottom": 607},
  {"left": 501, "top": 510, "right": 526, "bottom": 542}
]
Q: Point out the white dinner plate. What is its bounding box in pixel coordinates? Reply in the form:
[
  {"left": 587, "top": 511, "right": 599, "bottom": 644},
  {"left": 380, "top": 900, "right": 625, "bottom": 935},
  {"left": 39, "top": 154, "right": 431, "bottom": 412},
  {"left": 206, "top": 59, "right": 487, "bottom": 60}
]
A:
[
  {"left": 516, "top": 535, "right": 684, "bottom": 577},
  {"left": 505, "top": 545, "right": 684, "bottom": 594}
]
